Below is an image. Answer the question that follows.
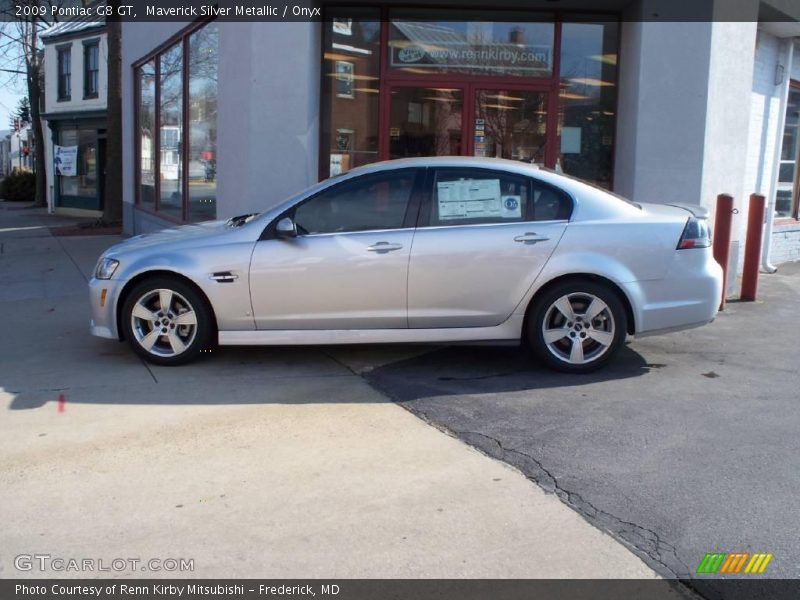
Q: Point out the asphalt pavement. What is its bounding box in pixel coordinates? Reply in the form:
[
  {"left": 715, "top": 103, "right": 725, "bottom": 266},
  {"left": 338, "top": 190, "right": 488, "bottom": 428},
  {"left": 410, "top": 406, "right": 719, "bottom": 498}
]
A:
[{"left": 364, "top": 262, "right": 800, "bottom": 597}]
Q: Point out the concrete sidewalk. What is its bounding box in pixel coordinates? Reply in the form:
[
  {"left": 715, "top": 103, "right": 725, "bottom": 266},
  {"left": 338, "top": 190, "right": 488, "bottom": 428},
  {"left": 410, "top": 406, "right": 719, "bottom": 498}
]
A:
[{"left": 0, "top": 201, "right": 661, "bottom": 580}]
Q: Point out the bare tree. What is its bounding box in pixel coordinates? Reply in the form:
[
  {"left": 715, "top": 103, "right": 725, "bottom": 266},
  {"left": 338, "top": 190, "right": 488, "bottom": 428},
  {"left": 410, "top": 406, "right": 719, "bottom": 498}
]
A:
[{"left": 0, "top": 1, "right": 77, "bottom": 207}]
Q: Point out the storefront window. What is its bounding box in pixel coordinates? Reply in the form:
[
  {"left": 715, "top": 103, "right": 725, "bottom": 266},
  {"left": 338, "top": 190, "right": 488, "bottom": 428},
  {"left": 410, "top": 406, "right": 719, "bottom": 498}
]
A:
[
  {"left": 159, "top": 44, "right": 183, "bottom": 220},
  {"left": 776, "top": 84, "right": 800, "bottom": 219},
  {"left": 188, "top": 23, "right": 219, "bottom": 222},
  {"left": 138, "top": 60, "right": 156, "bottom": 210},
  {"left": 77, "top": 128, "right": 97, "bottom": 197},
  {"left": 558, "top": 20, "right": 619, "bottom": 189},
  {"left": 321, "top": 9, "right": 381, "bottom": 179},
  {"left": 320, "top": 9, "right": 618, "bottom": 187},
  {"left": 57, "top": 126, "right": 97, "bottom": 200},
  {"left": 135, "top": 22, "right": 218, "bottom": 222},
  {"left": 59, "top": 128, "right": 78, "bottom": 196},
  {"left": 389, "top": 11, "right": 554, "bottom": 78}
]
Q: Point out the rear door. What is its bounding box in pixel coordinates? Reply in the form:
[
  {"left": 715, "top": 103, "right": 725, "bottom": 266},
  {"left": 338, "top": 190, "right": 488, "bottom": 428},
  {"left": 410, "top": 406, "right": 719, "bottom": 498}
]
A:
[{"left": 407, "top": 167, "right": 570, "bottom": 328}]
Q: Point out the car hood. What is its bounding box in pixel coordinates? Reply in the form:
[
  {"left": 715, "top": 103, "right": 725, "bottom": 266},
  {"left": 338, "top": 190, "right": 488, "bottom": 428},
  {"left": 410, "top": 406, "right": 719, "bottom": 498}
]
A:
[{"left": 103, "top": 219, "right": 231, "bottom": 257}]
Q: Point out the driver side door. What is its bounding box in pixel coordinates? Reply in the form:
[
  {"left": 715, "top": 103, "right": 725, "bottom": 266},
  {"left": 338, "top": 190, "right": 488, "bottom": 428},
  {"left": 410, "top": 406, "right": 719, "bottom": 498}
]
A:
[{"left": 249, "top": 168, "right": 423, "bottom": 330}]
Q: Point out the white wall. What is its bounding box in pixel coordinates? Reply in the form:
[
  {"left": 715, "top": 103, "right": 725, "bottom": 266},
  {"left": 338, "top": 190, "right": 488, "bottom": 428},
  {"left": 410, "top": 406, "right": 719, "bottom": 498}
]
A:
[
  {"left": 614, "top": 20, "right": 712, "bottom": 207},
  {"left": 700, "top": 20, "right": 759, "bottom": 252},
  {"left": 744, "top": 31, "right": 784, "bottom": 200},
  {"left": 216, "top": 22, "right": 320, "bottom": 220},
  {"left": 44, "top": 32, "right": 108, "bottom": 114}
]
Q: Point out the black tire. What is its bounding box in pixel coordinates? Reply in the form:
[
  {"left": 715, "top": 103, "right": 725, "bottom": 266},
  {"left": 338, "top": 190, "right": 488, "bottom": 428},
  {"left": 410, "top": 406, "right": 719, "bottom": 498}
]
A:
[
  {"left": 121, "top": 277, "right": 215, "bottom": 366},
  {"left": 527, "top": 280, "right": 627, "bottom": 373}
]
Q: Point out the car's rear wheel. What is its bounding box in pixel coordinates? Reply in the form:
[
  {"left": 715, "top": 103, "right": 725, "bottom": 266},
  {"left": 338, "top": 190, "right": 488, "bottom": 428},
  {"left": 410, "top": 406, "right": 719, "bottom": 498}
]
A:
[
  {"left": 527, "top": 280, "right": 626, "bottom": 373},
  {"left": 121, "top": 277, "right": 214, "bottom": 366}
]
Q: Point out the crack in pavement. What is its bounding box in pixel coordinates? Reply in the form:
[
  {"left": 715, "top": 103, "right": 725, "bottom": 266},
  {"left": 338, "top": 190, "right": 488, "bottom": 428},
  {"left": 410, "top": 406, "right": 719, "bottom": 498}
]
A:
[
  {"left": 362, "top": 371, "right": 700, "bottom": 586},
  {"left": 453, "top": 428, "right": 690, "bottom": 579},
  {"left": 438, "top": 369, "right": 526, "bottom": 381}
]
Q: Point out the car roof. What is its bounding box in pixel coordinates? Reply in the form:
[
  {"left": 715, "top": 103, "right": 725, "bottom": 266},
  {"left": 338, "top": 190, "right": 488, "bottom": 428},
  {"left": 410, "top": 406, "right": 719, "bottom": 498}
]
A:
[{"left": 345, "top": 156, "right": 542, "bottom": 176}]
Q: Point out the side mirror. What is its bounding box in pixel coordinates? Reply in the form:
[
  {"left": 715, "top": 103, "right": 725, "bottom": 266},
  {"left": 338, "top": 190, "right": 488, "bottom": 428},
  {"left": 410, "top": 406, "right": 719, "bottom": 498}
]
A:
[{"left": 275, "top": 217, "right": 297, "bottom": 238}]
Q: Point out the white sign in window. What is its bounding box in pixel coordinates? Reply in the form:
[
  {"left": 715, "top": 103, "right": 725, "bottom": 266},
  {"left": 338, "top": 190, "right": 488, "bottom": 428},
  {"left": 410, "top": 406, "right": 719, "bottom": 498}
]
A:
[
  {"left": 436, "top": 179, "right": 521, "bottom": 221},
  {"left": 561, "top": 126, "right": 582, "bottom": 154},
  {"left": 54, "top": 145, "right": 78, "bottom": 177}
]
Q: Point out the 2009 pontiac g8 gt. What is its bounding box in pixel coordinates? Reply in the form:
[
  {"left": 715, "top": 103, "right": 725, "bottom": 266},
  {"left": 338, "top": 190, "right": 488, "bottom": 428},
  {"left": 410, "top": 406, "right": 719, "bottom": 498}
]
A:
[{"left": 90, "top": 157, "right": 721, "bottom": 373}]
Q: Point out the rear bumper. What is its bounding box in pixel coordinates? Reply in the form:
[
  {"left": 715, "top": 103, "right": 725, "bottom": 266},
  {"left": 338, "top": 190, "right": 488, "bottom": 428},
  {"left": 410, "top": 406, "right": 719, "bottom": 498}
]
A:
[{"left": 627, "top": 249, "right": 722, "bottom": 335}]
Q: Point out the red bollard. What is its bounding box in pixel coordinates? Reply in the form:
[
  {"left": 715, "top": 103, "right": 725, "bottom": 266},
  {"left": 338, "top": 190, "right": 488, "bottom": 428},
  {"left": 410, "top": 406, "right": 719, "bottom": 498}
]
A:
[
  {"left": 712, "top": 193, "right": 734, "bottom": 310},
  {"left": 740, "top": 193, "right": 766, "bottom": 301}
]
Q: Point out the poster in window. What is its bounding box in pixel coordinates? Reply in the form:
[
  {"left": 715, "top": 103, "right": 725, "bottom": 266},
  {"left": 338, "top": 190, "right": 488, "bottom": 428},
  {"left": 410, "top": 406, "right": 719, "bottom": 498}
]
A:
[
  {"left": 332, "top": 19, "right": 352, "bottom": 36},
  {"left": 335, "top": 61, "right": 355, "bottom": 99},
  {"left": 329, "top": 153, "right": 351, "bottom": 176},
  {"left": 54, "top": 145, "right": 78, "bottom": 176},
  {"left": 336, "top": 129, "right": 354, "bottom": 152}
]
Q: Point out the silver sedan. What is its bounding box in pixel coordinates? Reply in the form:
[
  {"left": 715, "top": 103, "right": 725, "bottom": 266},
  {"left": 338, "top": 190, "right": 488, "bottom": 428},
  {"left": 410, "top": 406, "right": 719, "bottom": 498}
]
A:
[{"left": 89, "top": 157, "right": 722, "bottom": 373}]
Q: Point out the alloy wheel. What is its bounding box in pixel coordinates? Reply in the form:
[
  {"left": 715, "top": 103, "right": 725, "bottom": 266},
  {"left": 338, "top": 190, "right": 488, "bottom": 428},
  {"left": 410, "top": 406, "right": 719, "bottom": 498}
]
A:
[
  {"left": 541, "top": 292, "right": 616, "bottom": 365},
  {"left": 130, "top": 288, "right": 198, "bottom": 358}
]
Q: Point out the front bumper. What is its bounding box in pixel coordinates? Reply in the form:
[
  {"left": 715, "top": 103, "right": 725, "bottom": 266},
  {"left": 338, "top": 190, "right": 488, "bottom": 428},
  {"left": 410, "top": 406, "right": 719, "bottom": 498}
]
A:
[{"left": 88, "top": 277, "right": 125, "bottom": 340}]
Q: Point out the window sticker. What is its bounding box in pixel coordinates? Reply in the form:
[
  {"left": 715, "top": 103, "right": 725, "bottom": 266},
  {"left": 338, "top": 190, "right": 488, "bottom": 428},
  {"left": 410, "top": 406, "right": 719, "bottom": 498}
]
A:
[
  {"left": 437, "top": 178, "right": 520, "bottom": 220},
  {"left": 501, "top": 195, "right": 522, "bottom": 218}
]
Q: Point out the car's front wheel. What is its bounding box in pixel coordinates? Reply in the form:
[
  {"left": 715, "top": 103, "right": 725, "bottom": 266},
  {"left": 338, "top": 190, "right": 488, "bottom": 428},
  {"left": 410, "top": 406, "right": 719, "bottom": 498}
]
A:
[
  {"left": 121, "top": 277, "right": 214, "bottom": 366},
  {"left": 528, "top": 280, "right": 627, "bottom": 373}
]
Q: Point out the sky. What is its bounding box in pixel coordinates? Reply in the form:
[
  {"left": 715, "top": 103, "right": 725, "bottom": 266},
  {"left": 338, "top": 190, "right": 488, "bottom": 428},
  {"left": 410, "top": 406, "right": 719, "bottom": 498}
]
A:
[
  {"left": 0, "top": 82, "right": 24, "bottom": 131},
  {"left": 0, "top": 25, "right": 27, "bottom": 131}
]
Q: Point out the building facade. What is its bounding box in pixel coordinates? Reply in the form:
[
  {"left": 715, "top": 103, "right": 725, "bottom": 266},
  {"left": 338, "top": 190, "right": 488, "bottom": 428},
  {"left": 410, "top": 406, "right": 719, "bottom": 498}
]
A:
[
  {"left": 120, "top": 0, "right": 800, "bottom": 269},
  {"left": 41, "top": 20, "right": 108, "bottom": 215},
  {"left": 1, "top": 124, "right": 35, "bottom": 175},
  {"left": 0, "top": 131, "right": 9, "bottom": 177}
]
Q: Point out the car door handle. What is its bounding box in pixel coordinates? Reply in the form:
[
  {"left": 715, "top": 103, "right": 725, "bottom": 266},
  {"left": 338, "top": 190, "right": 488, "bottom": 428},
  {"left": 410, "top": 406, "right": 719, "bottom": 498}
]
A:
[
  {"left": 367, "top": 242, "right": 404, "bottom": 253},
  {"left": 514, "top": 232, "right": 550, "bottom": 245}
]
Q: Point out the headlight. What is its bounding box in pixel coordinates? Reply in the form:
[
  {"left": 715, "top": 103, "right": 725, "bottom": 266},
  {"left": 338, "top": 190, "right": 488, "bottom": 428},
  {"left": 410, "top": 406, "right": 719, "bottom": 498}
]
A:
[{"left": 95, "top": 257, "right": 120, "bottom": 280}]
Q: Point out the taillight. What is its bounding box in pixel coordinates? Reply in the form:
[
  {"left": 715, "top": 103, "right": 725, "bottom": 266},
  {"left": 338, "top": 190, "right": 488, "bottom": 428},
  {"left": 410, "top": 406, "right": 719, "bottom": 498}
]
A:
[{"left": 677, "top": 217, "right": 711, "bottom": 249}]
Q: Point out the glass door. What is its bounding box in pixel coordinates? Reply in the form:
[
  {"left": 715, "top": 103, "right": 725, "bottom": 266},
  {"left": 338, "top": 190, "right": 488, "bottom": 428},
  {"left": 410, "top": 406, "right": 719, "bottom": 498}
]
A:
[
  {"left": 384, "top": 84, "right": 552, "bottom": 167},
  {"left": 387, "top": 86, "right": 464, "bottom": 159},
  {"left": 472, "top": 88, "right": 549, "bottom": 165}
]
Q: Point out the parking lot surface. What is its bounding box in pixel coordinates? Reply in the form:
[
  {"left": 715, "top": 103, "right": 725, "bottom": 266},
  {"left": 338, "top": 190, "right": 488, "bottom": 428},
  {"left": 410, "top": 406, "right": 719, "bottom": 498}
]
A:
[
  {"left": 366, "top": 262, "right": 800, "bottom": 591},
  {"left": 4, "top": 202, "right": 798, "bottom": 596},
  {"left": 0, "top": 203, "right": 658, "bottom": 580}
]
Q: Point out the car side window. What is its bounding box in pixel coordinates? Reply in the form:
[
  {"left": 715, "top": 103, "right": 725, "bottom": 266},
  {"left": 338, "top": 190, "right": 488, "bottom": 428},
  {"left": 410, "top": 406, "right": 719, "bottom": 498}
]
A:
[
  {"left": 429, "top": 169, "right": 531, "bottom": 227},
  {"left": 293, "top": 170, "right": 417, "bottom": 235},
  {"left": 531, "top": 179, "right": 573, "bottom": 221}
]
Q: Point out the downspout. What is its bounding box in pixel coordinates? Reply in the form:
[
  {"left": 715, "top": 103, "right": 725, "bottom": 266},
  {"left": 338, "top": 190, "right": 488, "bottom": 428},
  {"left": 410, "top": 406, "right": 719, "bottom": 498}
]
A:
[{"left": 761, "top": 38, "right": 795, "bottom": 273}]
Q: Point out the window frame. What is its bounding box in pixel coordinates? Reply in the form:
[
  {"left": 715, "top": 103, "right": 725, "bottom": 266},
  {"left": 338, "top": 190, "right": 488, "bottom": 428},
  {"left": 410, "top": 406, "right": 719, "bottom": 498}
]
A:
[
  {"left": 132, "top": 19, "right": 217, "bottom": 223},
  {"left": 262, "top": 167, "right": 425, "bottom": 240},
  {"left": 56, "top": 44, "right": 72, "bottom": 101},
  {"left": 418, "top": 167, "right": 573, "bottom": 228},
  {"left": 83, "top": 39, "right": 100, "bottom": 99},
  {"left": 776, "top": 79, "right": 800, "bottom": 222}
]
